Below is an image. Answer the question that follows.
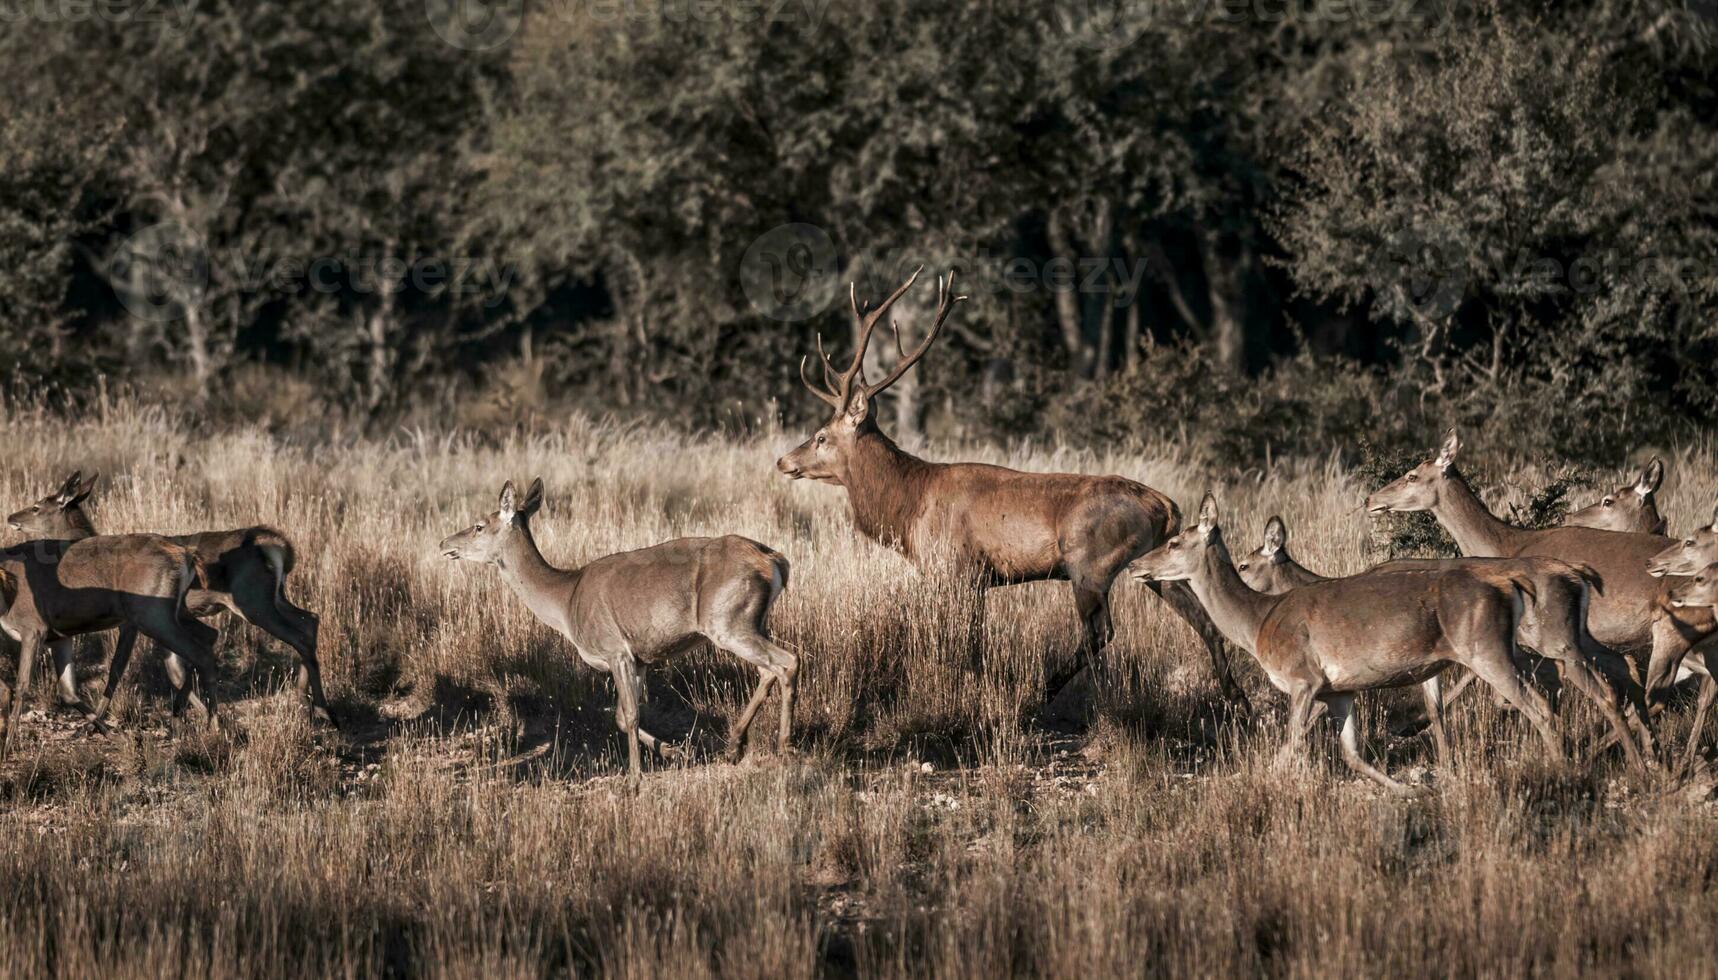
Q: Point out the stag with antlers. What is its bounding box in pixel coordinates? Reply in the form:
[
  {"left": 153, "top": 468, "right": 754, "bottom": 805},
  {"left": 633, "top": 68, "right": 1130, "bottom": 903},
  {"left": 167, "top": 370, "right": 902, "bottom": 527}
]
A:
[{"left": 776, "top": 267, "right": 1249, "bottom": 710}]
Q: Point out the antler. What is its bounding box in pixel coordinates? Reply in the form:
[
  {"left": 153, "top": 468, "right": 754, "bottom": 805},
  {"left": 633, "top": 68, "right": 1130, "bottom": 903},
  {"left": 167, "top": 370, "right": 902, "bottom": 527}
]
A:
[
  {"left": 855, "top": 270, "right": 966, "bottom": 402},
  {"left": 796, "top": 266, "right": 967, "bottom": 412}
]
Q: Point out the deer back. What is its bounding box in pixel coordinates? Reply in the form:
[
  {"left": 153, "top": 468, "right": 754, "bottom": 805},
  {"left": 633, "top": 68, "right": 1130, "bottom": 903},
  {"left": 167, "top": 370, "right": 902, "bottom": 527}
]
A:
[
  {"left": 1, "top": 535, "right": 194, "bottom": 637},
  {"left": 563, "top": 535, "right": 783, "bottom": 661}
]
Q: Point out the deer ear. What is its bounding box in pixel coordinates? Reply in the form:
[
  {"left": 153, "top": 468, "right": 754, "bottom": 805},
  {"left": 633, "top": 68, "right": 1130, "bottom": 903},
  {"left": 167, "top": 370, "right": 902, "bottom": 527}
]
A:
[
  {"left": 1636, "top": 458, "right": 1664, "bottom": 497},
  {"left": 1262, "top": 516, "right": 1286, "bottom": 555},
  {"left": 1197, "top": 493, "right": 1219, "bottom": 535},
  {"left": 1435, "top": 429, "right": 1461, "bottom": 471},
  {"left": 498, "top": 480, "right": 518, "bottom": 520},
  {"left": 57, "top": 471, "right": 83, "bottom": 502},
  {"left": 519, "top": 477, "right": 544, "bottom": 518},
  {"left": 70, "top": 472, "right": 98, "bottom": 505},
  {"left": 845, "top": 390, "right": 871, "bottom": 425}
]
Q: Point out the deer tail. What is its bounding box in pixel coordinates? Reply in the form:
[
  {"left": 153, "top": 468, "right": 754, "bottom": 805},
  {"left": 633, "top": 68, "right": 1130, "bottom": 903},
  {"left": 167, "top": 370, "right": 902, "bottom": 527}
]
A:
[
  {"left": 1571, "top": 562, "right": 1604, "bottom": 597},
  {"left": 1509, "top": 571, "right": 1538, "bottom": 606},
  {"left": 245, "top": 526, "right": 297, "bottom": 581}
]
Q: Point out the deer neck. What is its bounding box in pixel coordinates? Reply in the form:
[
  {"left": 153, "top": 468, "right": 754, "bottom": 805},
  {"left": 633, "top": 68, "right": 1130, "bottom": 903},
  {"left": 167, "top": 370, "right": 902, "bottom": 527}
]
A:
[
  {"left": 49, "top": 508, "right": 99, "bottom": 542},
  {"left": 843, "top": 430, "right": 932, "bottom": 556},
  {"left": 494, "top": 527, "right": 580, "bottom": 631},
  {"left": 1189, "top": 547, "right": 1276, "bottom": 656},
  {"left": 1431, "top": 470, "right": 1524, "bottom": 557}
]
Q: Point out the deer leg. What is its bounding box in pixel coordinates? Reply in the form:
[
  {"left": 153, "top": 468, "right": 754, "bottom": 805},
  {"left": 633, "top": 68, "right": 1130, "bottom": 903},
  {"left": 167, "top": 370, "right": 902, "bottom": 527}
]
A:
[
  {"left": 1419, "top": 675, "right": 1452, "bottom": 768},
  {"left": 1678, "top": 673, "right": 1716, "bottom": 777},
  {"left": 1145, "top": 579, "right": 1252, "bottom": 715},
  {"left": 93, "top": 625, "right": 139, "bottom": 724},
  {"left": 1464, "top": 645, "right": 1564, "bottom": 763},
  {"left": 2, "top": 634, "right": 41, "bottom": 759},
  {"left": 611, "top": 657, "right": 647, "bottom": 784},
  {"left": 1554, "top": 650, "right": 1650, "bottom": 775},
  {"left": 1439, "top": 669, "right": 1480, "bottom": 710},
  {"left": 1330, "top": 693, "right": 1426, "bottom": 797},
  {"left": 145, "top": 616, "right": 221, "bottom": 730},
  {"left": 773, "top": 643, "right": 799, "bottom": 755},
  {"left": 228, "top": 568, "right": 338, "bottom": 730},
  {"left": 163, "top": 654, "right": 206, "bottom": 719},
  {"left": 1581, "top": 634, "right": 1657, "bottom": 761},
  {"left": 1275, "top": 685, "right": 1326, "bottom": 771},
  {"left": 49, "top": 637, "right": 110, "bottom": 733},
  {"left": 726, "top": 674, "right": 775, "bottom": 763},
  {"left": 716, "top": 630, "right": 799, "bottom": 761},
  {"left": 1044, "top": 579, "right": 1111, "bottom": 699}
]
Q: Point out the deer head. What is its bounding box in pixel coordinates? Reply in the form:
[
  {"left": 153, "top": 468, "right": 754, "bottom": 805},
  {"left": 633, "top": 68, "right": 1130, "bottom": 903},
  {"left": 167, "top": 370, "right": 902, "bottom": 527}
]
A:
[
  {"left": 1366, "top": 430, "right": 1462, "bottom": 515},
  {"left": 1130, "top": 493, "right": 1230, "bottom": 583},
  {"left": 439, "top": 478, "right": 544, "bottom": 565},
  {"left": 8, "top": 471, "right": 98, "bottom": 537},
  {"left": 1565, "top": 457, "right": 1666, "bottom": 534},
  {"left": 775, "top": 268, "right": 965, "bottom": 485},
  {"left": 1647, "top": 502, "right": 1718, "bottom": 578},
  {"left": 1667, "top": 562, "right": 1718, "bottom": 609},
  {"left": 1235, "top": 515, "right": 1290, "bottom": 591}
]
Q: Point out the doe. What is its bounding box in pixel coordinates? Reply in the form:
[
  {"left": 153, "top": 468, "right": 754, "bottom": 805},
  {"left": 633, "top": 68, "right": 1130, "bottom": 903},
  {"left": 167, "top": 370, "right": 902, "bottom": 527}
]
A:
[{"left": 438, "top": 478, "right": 797, "bottom": 781}]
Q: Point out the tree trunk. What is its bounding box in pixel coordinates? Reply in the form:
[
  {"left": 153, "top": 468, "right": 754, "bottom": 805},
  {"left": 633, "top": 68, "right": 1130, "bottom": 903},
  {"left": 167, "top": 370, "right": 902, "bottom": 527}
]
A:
[
  {"left": 1045, "top": 210, "right": 1091, "bottom": 377},
  {"left": 184, "top": 304, "right": 212, "bottom": 396},
  {"left": 1201, "top": 228, "right": 1247, "bottom": 375}
]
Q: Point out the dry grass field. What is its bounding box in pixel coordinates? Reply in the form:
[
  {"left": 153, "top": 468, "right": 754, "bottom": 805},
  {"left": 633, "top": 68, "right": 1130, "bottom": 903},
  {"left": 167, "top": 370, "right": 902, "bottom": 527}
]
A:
[{"left": 1, "top": 399, "right": 1716, "bottom": 978}]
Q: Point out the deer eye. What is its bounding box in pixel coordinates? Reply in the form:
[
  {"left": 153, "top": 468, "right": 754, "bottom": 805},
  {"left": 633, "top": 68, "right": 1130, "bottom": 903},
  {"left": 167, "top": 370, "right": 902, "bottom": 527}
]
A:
[
  {"left": 1237, "top": 562, "right": 1249, "bottom": 571},
  {"left": 475, "top": 523, "right": 486, "bottom": 532},
  {"left": 815, "top": 434, "right": 826, "bottom": 446},
  {"left": 1687, "top": 539, "right": 1696, "bottom": 547},
  {"left": 1602, "top": 497, "right": 1614, "bottom": 506},
  {"left": 1406, "top": 473, "right": 1418, "bottom": 482},
  {"left": 29, "top": 506, "right": 39, "bottom": 513}
]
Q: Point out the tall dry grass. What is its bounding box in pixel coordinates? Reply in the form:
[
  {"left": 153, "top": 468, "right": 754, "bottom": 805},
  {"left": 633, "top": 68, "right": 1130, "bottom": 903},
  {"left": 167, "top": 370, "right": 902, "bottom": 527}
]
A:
[{"left": 0, "top": 398, "right": 1714, "bottom": 978}]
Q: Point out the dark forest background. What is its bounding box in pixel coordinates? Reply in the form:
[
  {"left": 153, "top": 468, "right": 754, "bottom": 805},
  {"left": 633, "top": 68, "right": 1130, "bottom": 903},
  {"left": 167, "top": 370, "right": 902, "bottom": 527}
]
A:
[{"left": 2, "top": 0, "right": 1715, "bottom": 464}]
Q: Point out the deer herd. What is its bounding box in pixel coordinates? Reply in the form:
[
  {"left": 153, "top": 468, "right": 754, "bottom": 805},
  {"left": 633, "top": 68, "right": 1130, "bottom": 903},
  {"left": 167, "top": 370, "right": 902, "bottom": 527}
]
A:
[{"left": 2, "top": 267, "right": 1717, "bottom": 797}]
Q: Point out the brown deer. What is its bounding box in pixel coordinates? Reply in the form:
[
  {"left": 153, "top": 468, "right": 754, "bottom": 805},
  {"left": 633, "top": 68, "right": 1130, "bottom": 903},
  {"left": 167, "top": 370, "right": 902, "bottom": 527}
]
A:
[
  {"left": 1664, "top": 560, "right": 1718, "bottom": 760},
  {"left": 1564, "top": 457, "right": 1666, "bottom": 535},
  {"left": 0, "top": 533, "right": 219, "bottom": 757},
  {"left": 1131, "top": 494, "right": 1561, "bottom": 796},
  {"left": 7, "top": 472, "right": 335, "bottom": 729},
  {"left": 775, "top": 267, "right": 1249, "bottom": 710},
  {"left": 1367, "top": 431, "right": 1717, "bottom": 772},
  {"left": 1238, "top": 516, "right": 1653, "bottom": 772},
  {"left": 438, "top": 478, "right": 796, "bottom": 782},
  {"left": 1234, "top": 516, "right": 1326, "bottom": 595}
]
